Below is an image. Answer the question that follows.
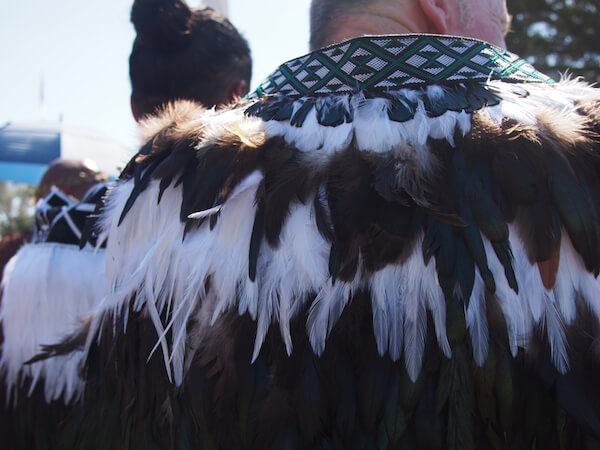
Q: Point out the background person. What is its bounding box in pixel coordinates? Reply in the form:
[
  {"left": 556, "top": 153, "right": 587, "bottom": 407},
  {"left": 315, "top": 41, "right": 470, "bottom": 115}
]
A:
[
  {"left": 0, "top": 1, "right": 252, "bottom": 448},
  {"left": 28, "top": 0, "right": 253, "bottom": 246},
  {"left": 129, "top": 0, "right": 252, "bottom": 119}
]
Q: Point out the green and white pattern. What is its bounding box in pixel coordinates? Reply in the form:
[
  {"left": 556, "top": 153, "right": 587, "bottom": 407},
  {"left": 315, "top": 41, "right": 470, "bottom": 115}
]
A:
[{"left": 250, "top": 34, "right": 553, "bottom": 98}]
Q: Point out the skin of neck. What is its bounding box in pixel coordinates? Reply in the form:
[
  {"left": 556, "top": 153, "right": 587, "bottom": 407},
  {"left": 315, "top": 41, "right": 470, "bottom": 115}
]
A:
[
  {"left": 320, "top": 0, "right": 509, "bottom": 50},
  {"left": 326, "top": 0, "right": 436, "bottom": 47}
]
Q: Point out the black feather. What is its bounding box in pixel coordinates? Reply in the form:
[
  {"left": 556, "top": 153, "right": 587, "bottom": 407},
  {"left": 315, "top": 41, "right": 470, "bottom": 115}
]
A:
[
  {"left": 546, "top": 148, "right": 600, "bottom": 271},
  {"left": 313, "top": 189, "right": 335, "bottom": 243},
  {"left": 119, "top": 159, "right": 162, "bottom": 225},
  {"left": 292, "top": 350, "right": 327, "bottom": 441},
  {"left": 250, "top": 96, "right": 297, "bottom": 122},
  {"left": 465, "top": 84, "right": 501, "bottom": 112},
  {"left": 249, "top": 193, "right": 265, "bottom": 282},
  {"left": 472, "top": 342, "right": 498, "bottom": 427},
  {"left": 446, "top": 343, "right": 475, "bottom": 450},
  {"left": 262, "top": 148, "right": 312, "bottom": 247},
  {"left": 492, "top": 241, "right": 518, "bottom": 293},
  {"left": 244, "top": 100, "right": 262, "bottom": 117},
  {"left": 356, "top": 355, "right": 392, "bottom": 434},
  {"left": 157, "top": 175, "right": 174, "bottom": 204},
  {"left": 382, "top": 369, "right": 407, "bottom": 446},
  {"left": 387, "top": 96, "right": 417, "bottom": 122},
  {"left": 398, "top": 364, "right": 427, "bottom": 412},
  {"left": 415, "top": 377, "right": 444, "bottom": 449},
  {"left": 442, "top": 84, "right": 471, "bottom": 112},
  {"left": 271, "top": 99, "right": 296, "bottom": 121},
  {"left": 328, "top": 241, "right": 341, "bottom": 282},
  {"left": 494, "top": 344, "right": 515, "bottom": 435},
  {"left": 423, "top": 92, "right": 450, "bottom": 117},
  {"left": 450, "top": 145, "right": 495, "bottom": 293},
  {"left": 316, "top": 100, "right": 352, "bottom": 126},
  {"left": 517, "top": 196, "right": 562, "bottom": 263},
  {"left": 290, "top": 99, "right": 315, "bottom": 127},
  {"left": 257, "top": 97, "right": 289, "bottom": 121}
]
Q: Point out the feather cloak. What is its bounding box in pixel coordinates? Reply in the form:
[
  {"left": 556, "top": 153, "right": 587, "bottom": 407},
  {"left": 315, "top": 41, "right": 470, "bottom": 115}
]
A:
[{"left": 3, "top": 38, "right": 600, "bottom": 450}]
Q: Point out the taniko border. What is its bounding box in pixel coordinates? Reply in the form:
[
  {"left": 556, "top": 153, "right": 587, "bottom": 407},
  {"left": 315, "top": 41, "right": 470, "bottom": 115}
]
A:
[{"left": 249, "top": 34, "right": 553, "bottom": 99}]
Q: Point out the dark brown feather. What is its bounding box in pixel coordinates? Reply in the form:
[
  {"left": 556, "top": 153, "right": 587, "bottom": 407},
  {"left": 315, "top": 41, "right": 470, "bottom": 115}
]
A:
[{"left": 537, "top": 245, "right": 561, "bottom": 290}]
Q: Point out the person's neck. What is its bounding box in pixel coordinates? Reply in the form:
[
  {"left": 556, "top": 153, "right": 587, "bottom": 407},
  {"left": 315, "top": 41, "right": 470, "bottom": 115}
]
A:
[{"left": 325, "top": 3, "right": 434, "bottom": 48}]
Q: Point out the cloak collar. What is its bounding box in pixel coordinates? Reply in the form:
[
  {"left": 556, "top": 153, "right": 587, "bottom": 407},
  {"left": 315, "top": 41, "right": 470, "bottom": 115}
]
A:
[{"left": 249, "top": 34, "right": 553, "bottom": 99}]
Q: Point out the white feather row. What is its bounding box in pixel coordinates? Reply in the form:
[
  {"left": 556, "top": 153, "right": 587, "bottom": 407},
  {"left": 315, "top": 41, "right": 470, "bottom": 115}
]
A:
[
  {"left": 95, "top": 167, "right": 600, "bottom": 387},
  {"left": 0, "top": 243, "right": 106, "bottom": 403},
  {"left": 263, "top": 89, "right": 471, "bottom": 171},
  {"left": 263, "top": 80, "right": 599, "bottom": 166}
]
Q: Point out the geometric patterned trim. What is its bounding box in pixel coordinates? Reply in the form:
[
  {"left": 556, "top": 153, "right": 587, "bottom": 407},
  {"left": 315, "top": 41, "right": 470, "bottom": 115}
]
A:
[
  {"left": 248, "top": 34, "right": 554, "bottom": 99},
  {"left": 33, "top": 183, "right": 108, "bottom": 247}
]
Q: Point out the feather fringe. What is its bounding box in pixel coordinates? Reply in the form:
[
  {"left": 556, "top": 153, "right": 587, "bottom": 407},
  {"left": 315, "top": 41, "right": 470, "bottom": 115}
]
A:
[
  {"left": 81, "top": 79, "right": 600, "bottom": 385},
  {"left": 0, "top": 243, "right": 106, "bottom": 403}
]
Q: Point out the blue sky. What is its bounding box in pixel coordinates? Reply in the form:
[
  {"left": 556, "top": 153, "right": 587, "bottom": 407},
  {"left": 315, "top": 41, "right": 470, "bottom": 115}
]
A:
[{"left": 0, "top": 0, "right": 311, "bottom": 150}]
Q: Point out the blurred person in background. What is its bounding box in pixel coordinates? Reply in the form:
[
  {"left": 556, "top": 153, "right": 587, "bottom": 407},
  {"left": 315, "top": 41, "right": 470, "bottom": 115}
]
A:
[
  {"left": 129, "top": 0, "right": 252, "bottom": 118},
  {"left": 34, "top": 158, "right": 108, "bottom": 202},
  {"left": 0, "top": 159, "right": 107, "bottom": 273},
  {"left": 0, "top": 0, "right": 252, "bottom": 263},
  {"left": 0, "top": 1, "right": 252, "bottom": 448},
  {"left": 32, "top": 0, "right": 253, "bottom": 247}
]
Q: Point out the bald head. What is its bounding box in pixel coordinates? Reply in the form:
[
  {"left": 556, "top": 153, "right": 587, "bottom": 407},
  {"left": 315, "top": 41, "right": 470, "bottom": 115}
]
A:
[
  {"left": 309, "top": 0, "right": 510, "bottom": 50},
  {"left": 310, "top": 0, "right": 370, "bottom": 50}
]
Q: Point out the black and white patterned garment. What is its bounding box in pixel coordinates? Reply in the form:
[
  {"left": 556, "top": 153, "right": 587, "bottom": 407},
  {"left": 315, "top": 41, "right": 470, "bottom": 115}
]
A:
[
  {"left": 0, "top": 184, "right": 109, "bottom": 430},
  {"left": 3, "top": 34, "right": 600, "bottom": 450},
  {"left": 32, "top": 182, "right": 108, "bottom": 246}
]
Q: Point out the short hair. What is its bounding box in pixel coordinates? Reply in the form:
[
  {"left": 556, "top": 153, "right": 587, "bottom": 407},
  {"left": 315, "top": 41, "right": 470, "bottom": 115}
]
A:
[
  {"left": 129, "top": 0, "right": 251, "bottom": 116},
  {"left": 310, "top": 0, "right": 373, "bottom": 50},
  {"left": 35, "top": 159, "right": 108, "bottom": 201}
]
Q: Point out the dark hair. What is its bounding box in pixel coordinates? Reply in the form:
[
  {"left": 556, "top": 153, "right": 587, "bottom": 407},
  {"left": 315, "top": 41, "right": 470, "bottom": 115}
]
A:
[
  {"left": 35, "top": 159, "right": 109, "bottom": 201},
  {"left": 129, "top": 0, "right": 251, "bottom": 116}
]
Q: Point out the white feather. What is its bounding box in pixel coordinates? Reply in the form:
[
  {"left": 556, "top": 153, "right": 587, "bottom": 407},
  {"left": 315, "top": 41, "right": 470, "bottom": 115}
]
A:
[
  {"left": 552, "top": 253, "right": 577, "bottom": 326},
  {"left": 368, "top": 244, "right": 449, "bottom": 366},
  {"left": 262, "top": 88, "right": 472, "bottom": 170},
  {"left": 397, "top": 242, "right": 426, "bottom": 379},
  {"left": 370, "top": 265, "right": 404, "bottom": 360},
  {"left": 486, "top": 227, "right": 571, "bottom": 369},
  {"left": 556, "top": 234, "right": 600, "bottom": 321},
  {"left": 505, "top": 230, "right": 545, "bottom": 328},
  {"left": 0, "top": 243, "right": 106, "bottom": 403},
  {"left": 353, "top": 96, "right": 396, "bottom": 151},
  {"left": 466, "top": 272, "right": 489, "bottom": 366},
  {"left": 481, "top": 79, "right": 598, "bottom": 128},
  {"left": 483, "top": 231, "right": 533, "bottom": 356},
  {"left": 543, "top": 292, "right": 570, "bottom": 373},
  {"left": 307, "top": 278, "right": 359, "bottom": 356},
  {"left": 403, "top": 293, "right": 427, "bottom": 383}
]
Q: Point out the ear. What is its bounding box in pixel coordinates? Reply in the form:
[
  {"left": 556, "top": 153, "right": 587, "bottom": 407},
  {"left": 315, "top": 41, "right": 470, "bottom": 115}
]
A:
[
  {"left": 418, "top": 0, "right": 453, "bottom": 34},
  {"left": 226, "top": 79, "right": 249, "bottom": 103}
]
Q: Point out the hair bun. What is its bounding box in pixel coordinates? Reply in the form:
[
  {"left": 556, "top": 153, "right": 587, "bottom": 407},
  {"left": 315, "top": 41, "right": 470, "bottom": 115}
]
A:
[{"left": 131, "top": 0, "right": 193, "bottom": 50}]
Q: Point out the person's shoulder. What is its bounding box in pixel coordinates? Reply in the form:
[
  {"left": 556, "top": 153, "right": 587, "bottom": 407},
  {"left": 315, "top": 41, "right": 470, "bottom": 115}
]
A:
[{"left": 133, "top": 99, "right": 263, "bottom": 160}]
